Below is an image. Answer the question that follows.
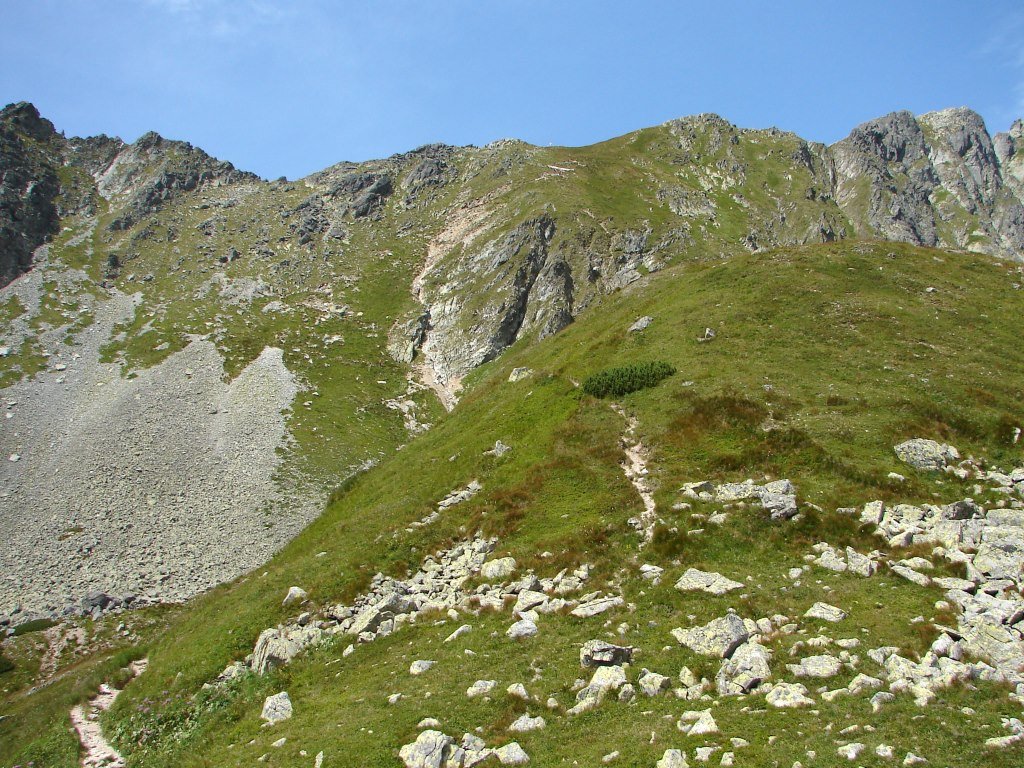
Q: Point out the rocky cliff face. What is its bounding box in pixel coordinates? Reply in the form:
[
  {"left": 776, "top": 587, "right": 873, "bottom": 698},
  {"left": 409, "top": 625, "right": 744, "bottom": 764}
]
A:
[
  {"left": 0, "top": 103, "right": 62, "bottom": 286},
  {"left": 96, "top": 130, "right": 259, "bottom": 230},
  {"left": 832, "top": 107, "right": 1024, "bottom": 258},
  {"left": 995, "top": 119, "right": 1024, "bottom": 204}
]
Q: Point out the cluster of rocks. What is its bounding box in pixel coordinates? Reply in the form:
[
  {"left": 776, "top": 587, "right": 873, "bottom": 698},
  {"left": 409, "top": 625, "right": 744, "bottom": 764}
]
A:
[
  {"left": 838, "top": 445, "right": 1024, "bottom": 709},
  {"left": 225, "top": 439, "right": 1024, "bottom": 764},
  {"left": 239, "top": 537, "right": 498, "bottom": 678},
  {"left": 407, "top": 480, "right": 482, "bottom": 530},
  {"left": 225, "top": 534, "right": 600, "bottom": 684},
  {"left": 241, "top": 540, "right": 614, "bottom": 766},
  {"left": 674, "top": 568, "right": 744, "bottom": 596},
  {"left": 807, "top": 542, "right": 879, "bottom": 577},
  {"left": 680, "top": 478, "right": 799, "bottom": 520},
  {"left": 893, "top": 438, "right": 963, "bottom": 472},
  {"left": 2, "top": 590, "right": 159, "bottom": 635},
  {"left": 399, "top": 729, "right": 528, "bottom": 767}
]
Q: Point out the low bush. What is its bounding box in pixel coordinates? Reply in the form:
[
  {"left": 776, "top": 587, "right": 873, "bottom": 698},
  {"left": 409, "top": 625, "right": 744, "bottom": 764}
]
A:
[
  {"left": 11, "top": 618, "right": 56, "bottom": 637},
  {"left": 582, "top": 361, "right": 676, "bottom": 398}
]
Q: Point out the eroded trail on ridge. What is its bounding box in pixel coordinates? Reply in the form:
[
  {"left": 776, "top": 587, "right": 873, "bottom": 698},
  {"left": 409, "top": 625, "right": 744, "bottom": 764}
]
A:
[
  {"left": 70, "top": 657, "right": 147, "bottom": 768},
  {"left": 612, "top": 405, "right": 658, "bottom": 543}
]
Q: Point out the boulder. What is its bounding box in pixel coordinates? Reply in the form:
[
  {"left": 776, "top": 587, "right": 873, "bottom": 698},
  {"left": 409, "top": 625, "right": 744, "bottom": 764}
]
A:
[
  {"left": 82, "top": 592, "right": 113, "bottom": 610},
  {"left": 674, "top": 568, "right": 744, "bottom": 596},
  {"left": 348, "top": 592, "right": 413, "bottom": 637},
  {"left": 766, "top": 682, "right": 814, "bottom": 708},
  {"left": 507, "top": 683, "right": 530, "bottom": 700},
  {"left": 410, "top": 659, "right": 436, "bottom": 675},
  {"left": 580, "top": 639, "right": 634, "bottom": 668},
  {"left": 466, "top": 679, "right": 496, "bottom": 698},
  {"left": 677, "top": 709, "right": 719, "bottom": 736},
  {"left": 961, "top": 620, "right": 1024, "bottom": 670},
  {"left": 716, "top": 641, "right": 772, "bottom": 695},
  {"left": 890, "top": 564, "right": 931, "bottom": 586},
  {"left": 787, "top": 654, "right": 843, "bottom": 678},
  {"left": 672, "top": 614, "right": 750, "bottom": 658},
  {"left": 639, "top": 564, "right": 665, "bottom": 583},
  {"left": 715, "top": 481, "right": 759, "bottom": 502},
  {"left": 481, "top": 557, "right": 517, "bottom": 581},
  {"left": 761, "top": 491, "right": 798, "bottom": 520},
  {"left": 252, "top": 624, "right": 322, "bottom": 675},
  {"left": 508, "top": 713, "right": 545, "bottom": 732},
  {"left": 846, "top": 547, "right": 878, "bottom": 577},
  {"left": 804, "top": 602, "right": 848, "bottom": 622},
  {"left": 514, "top": 590, "right": 548, "bottom": 614},
  {"left": 282, "top": 586, "right": 308, "bottom": 606},
  {"left": 837, "top": 743, "right": 865, "bottom": 761},
  {"left": 399, "top": 730, "right": 465, "bottom": 768},
  {"left": 444, "top": 624, "right": 472, "bottom": 643},
  {"left": 657, "top": 749, "right": 689, "bottom": 768},
  {"left": 494, "top": 742, "right": 530, "bottom": 765},
  {"left": 680, "top": 480, "right": 714, "bottom": 498},
  {"left": 568, "top": 665, "right": 627, "bottom": 714},
  {"left": 638, "top": 669, "right": 671, "bottom": 696},
  {"left": 894, "top": 438, "right": 960, "bottom": 471},
  {"left": 506, "top": 619, "right": 538, "bottom": 639},
  {"left": 570, "top": 596, "right": 623, "bottom": 618},
  {"left": 628, "top": 315, "right": 653, "bottom": 332},
  {"left": 261, "top": 691, "right": 293, "bottom": 723}
]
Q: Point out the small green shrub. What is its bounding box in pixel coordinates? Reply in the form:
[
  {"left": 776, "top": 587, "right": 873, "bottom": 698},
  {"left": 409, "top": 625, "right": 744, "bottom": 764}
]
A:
[
  {"left": 582, "top": 361, "right": 676, "bottom": 398},
  {"left": 0, "top": 651, "right": 13, "bottom": 675},
  {"left": 11, "top": 618, "right": 57, "bottom": 636}
]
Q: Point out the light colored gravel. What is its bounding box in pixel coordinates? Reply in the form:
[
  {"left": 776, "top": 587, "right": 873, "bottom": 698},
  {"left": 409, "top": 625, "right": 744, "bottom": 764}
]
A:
[{"left": 0, "top": 262, "right": 321, "bottom": 620}]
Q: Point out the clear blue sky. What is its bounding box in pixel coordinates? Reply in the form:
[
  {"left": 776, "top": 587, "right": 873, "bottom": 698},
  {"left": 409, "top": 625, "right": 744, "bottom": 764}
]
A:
[{"left": 3, "top": 1, "right": 1023, "bottom": 180}]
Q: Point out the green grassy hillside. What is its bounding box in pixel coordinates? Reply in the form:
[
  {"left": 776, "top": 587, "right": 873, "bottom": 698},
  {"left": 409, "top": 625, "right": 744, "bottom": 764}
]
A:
[{"left": 5, "top": 240, "right": 1021, "bottom": 766}]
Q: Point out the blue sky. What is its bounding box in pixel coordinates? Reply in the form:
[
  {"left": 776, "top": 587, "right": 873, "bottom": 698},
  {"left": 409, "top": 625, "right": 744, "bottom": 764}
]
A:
[{"left": 3, "top": 1, "right": 1023, "bottom": 179}]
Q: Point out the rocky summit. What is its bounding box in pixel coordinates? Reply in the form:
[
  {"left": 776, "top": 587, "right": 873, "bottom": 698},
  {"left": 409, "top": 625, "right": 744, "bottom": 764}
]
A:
[{"left": 2, "top": 101, "right": 1024, "bottom": 768}]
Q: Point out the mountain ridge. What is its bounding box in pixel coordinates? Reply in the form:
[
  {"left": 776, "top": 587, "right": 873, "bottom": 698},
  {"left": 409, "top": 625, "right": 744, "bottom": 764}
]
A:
[
  {"left": 4, "top": 100, "right": 1024, "bottom": 284},
  {"left": 2, "top": 99, "right": 1024, "bottom": 767}
]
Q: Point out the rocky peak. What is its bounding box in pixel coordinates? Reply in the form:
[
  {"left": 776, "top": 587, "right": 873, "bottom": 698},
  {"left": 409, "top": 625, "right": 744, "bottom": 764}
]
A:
[
  {"left": 0, "top": 101, "right": 58, "bottom": 144},
  {"left": 919, "top": 107, "right": 1001, "bottom": 210},
  {"left": 840, "top": 110, "right": 929, "bottom": 166},
  {"left": 65, "top": 134, "right": 126, "bottom": 177},
  {"left": 665, "top": 113, "right": 739, "bottom": 157},
  {"left": 96, "top": 129, "right": 259, "bottom": 230},
  {"left": 831, "top": 108, "right": 1024, "bottom": 257}
]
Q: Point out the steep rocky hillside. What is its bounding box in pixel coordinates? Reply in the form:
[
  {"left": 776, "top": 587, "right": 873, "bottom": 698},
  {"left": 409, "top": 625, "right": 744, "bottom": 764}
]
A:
[{"left": 1, "top": 103, "right": 1023, "bottom": 767}]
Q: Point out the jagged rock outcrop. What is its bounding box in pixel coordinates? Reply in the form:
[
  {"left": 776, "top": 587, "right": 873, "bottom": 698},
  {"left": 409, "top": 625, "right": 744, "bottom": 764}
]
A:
[
  {"left": 412, "top": 214, "right": 573, "bottom": 395},
  {"left": 995, "top": 119, "right": 1024, "bottom": 201},
  {"left": 832, "top": 107, "right": 1024, "bottom": 258},
  {"left": 98, "top": 131, "right": 258, "bottom": 230},
  {"left": 0, "top": 103, "right": 62, "bottom": 286}
]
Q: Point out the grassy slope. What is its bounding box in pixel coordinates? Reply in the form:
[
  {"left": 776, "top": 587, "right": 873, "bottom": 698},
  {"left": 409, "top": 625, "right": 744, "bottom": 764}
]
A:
[
  {"left": 2, "top": 112, "right": 1023, "bottom": 765},
  {"left": 3, "top": 240, "right": 1019, "bottom": 765}
]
